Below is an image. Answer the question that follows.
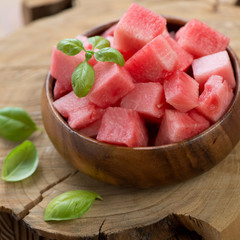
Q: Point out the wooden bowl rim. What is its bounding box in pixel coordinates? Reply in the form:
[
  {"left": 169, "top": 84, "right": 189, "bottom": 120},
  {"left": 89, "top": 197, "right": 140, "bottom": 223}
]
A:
[{"left": 45, "top": 16, "right": 240, "bottom": 152}]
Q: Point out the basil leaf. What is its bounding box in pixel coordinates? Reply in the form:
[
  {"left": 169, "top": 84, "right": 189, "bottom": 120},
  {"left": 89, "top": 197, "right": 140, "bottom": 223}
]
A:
[
  {"left": 94, "top": 47, "right": 125, "bottom": 66},
  {"left": 57, "top": 38, "right": 84, "bottom": 56},
  {"left": 88, "top": 36, "right": 110, "bottom": 50},
  {"left": 71, "top": 61, "right": 95, "bottom": 97},
  {"left": 0, "top": 107, "right": 39, "bottom": 142},
  {"left": 1, "top": 140, "right": 38, "bottom": 182},
  {"left": 85, "top": 51, "right": 94, "bottom": 62},
  {"left": 44, "top": 190, "right": 103, "bottom": 221}
]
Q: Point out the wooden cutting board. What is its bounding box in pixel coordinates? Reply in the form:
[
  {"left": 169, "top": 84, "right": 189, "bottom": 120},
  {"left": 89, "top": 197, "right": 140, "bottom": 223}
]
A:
[{"left": 1, "top": 0, "right": 240, "bottom": 239}]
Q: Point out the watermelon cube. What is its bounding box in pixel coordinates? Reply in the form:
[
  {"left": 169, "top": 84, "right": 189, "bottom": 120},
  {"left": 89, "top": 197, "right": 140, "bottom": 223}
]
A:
[
  {"left": 88, "top": 62, "right": 135, "bottom": 108},
  {"left": 120, "top": 82, "right": 165, "bottom": 122},
  {"left": 68, "top": 106, "right": 105, "bottom": 130},
  {"left": 125, "top": 34, "right": 178, "bottom": 83},
  {"left": 164, "top": 35, "right": 193, "bottom": 71},
  {"left": 113, "top": 3, "right": 166, "bottom": 58},
  {"left": 175, "top": 26, "right": 186, "bottom": 41},
  {"left": 196, "top": 75, "right": 234, "bottom": 122},
  {"left": 50, "top": 46, "right": 97, "bottom": 99},
  {"left": 78, "top": 118, "right": 102, "bottom": 137},
  {"left": 192, "top": 50, "right": 235, "bottom": 90},
  {"left": 53, "top": 91, "right": 104, "bottom": 129},
  {"left": 75, "top": 35, "right": 92, "bottom": 50},
  {"left": 53, "top": 80, "right": 69, "bottom": 100},
  {"left": 155, "top": 109, "right": 210, "bottom": 145},
  {"left": 101, "top": 23, "right": 117, "bottom": 38},
  {"left": 176, "top": 19, "right": 230, "bottom": 58},
  {"left": 97, "top": 107, "right": 148, "bottom": 147},
  {"left": 164, "top": 71, "right": 199, "bottom": 112},
  {"left": 53, "top": 91, "right": 89, "bottom": 118},
  {"left": 105, "top": 35, "right": 114, "bottom": 47}
]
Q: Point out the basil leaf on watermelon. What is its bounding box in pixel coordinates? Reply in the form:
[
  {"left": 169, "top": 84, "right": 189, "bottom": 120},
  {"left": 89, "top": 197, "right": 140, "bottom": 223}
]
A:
[
  {"left": 1, "top": 140, "right": 38, "bottom": 182},
  {"left": 71, "top": 61, "right": 95, "bottom": 97},
  {"left": 57, "top": 38, "right": 85, "bottom": 56},
  {"left": 44, "top": 190, "right": 103, "bottom": 221},
  {"left": 88, "top": 36, "right": 110, "bottom": 50},
  {"left": 94, "top": 47, "right": 125, "bottom": 66},
  {"left": 85, "top": 51, "right": 94, "bottom": 62},
  {"left": 0, "top": 107, "right": 39, "bottom": 142}
]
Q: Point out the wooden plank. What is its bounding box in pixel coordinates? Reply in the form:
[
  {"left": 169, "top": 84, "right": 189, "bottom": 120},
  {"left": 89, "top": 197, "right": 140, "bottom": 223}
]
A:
[
  {"left": 22, "top": 0, "right": 73, "bottom": 24},
  {"left": 0, "top": 0, "right": 240, "bottom": 239}
]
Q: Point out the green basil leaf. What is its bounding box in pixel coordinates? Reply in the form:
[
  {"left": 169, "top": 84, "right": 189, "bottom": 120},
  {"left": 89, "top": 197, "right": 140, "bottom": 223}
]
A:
[
  {"left": 88, "top": 36, "right": 110, "bottom": 50},
  {"left": 1, "top": 140, "right": 38, "bottom": 182},
  {"left": 0, "top": 107, "right": 39, "bottom": 142},
  {"left": 85, "top": 51, "right": 94, "bottom": 62},
  {"left": 94, "top": 47, "right": 125, "bottom": 66},
  {"left": 71, "top": 61, "right": 95, "bottom": 97},
  {"left": 44, "top": 190, "right": 103, "bottom": 221},
  {"left": 57, "top": 38, "right": 84, "bottom": 56}
]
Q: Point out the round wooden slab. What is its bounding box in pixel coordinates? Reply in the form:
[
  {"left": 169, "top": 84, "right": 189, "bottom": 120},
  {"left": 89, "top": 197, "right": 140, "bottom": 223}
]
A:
[{"left": 1, "top": 1, "right": 240, "bottom": 239}]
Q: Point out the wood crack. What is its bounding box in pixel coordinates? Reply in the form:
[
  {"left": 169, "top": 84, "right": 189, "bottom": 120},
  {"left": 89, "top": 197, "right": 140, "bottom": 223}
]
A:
[
  {"left": 98, "top": 219, "right": 106, "bottom": 240},
  {"left": 15, "top": 170, "right": 78, "bottom": 220}
]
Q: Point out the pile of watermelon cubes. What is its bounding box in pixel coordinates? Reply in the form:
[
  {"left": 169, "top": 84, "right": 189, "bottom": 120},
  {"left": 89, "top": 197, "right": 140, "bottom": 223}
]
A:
[{"left": 51, "top": 3, "right": 235, "bottom": 147}]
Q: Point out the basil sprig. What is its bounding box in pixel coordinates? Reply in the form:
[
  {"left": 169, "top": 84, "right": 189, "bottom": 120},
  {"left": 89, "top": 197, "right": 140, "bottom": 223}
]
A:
[
  {"left": 0, "top": 107, "right": 39, "bottom": 142},
  {"left": 57, "top": 36, "right": 125, "bottom": 98},
  {"left": 44, "top": 190, "right": 103, "bottom": 221},
  {"left": 1, "top": 140, "right": 38, "bottom": 182}
]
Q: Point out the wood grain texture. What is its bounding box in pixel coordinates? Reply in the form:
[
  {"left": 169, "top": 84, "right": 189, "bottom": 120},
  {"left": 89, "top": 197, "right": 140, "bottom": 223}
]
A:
[{"left": 1, "top": 0, "right": 240, "bottom": 239}]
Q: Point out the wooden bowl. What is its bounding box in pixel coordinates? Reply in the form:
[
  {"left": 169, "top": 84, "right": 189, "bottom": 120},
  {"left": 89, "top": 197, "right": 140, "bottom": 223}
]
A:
[{"left": 41, "top": 17, "right": 240, "bottom": 188}]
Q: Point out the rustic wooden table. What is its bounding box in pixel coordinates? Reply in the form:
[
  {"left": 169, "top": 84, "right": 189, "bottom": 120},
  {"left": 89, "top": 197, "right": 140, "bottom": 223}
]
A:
[{"left": 1, "top": 0, "right": 240, "bottom": 239}]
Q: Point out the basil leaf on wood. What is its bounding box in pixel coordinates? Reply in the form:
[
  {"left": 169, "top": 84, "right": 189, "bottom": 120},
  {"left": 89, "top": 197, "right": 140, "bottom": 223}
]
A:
[
  {"left": 71, "top": 61, "right": 95, "bottom": 97},
  {"left": 88, "top": 36, "right": 110, "bottom": 50},
  {"left": 94, "top": 47, "right": 125, "bottom": 66},
  {"left": 0, "top": 107, "right": 39, "bottom": 142},
  {"left": 57, "top": 38, "right": 84, "bottom": 56},
  {"left": 44, "top": 190, "right": 103, "bottom": 221},
  {"left": 1, "top": 140, "right": 38, "bottom": 182}
]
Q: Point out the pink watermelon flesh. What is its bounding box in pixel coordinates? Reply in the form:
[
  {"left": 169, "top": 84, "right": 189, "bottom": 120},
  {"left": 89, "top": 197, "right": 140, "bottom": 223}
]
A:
[
  {"left": 177, "top": 19, "right": 230, "bottom": 58},
  {"left": 155, "top": 109, "right": 210, "bottom": 145},
  {"left": 97, "top": 107, "right": 148, "bottom": 147},
  {"left": 53, "top": 91, "right": 89, "bottom": 118},
  {"left": 105, "top": 35, "right": 114, "bottom": 47},
  {"left": 78, "top": 118, "right": 102, "bottom": 137},
  {"left": 75, "top": 35, "right": 92, "bottom": 50},
  {"left": 53, "top": 91, "right": 104, "bottom": 129},
  {"left": 164, "top": 35, "right": 193, "bottom": 71},
  {"left": 88, "top": 62, "right": 135, "bottom": 108},
  {"left": 164, "top": 71, "right": 199, "bottom": 112},
  {"left": 102, "top": 23, "right": 117, "bottom": 37},
  {"left": 53, "top": 80, "right": 69, "bottom": 100},
  {"left": 120, "top": 82, "right": 165, "bottom": 122},
  {"left": 113, "top": 3, "right": 166, "bottom": 58},
  {"left": 125, "top": 34, "right": 178, "bottom": 83},
  {"left": 192, "top": 50, "right": 235, "bottom": 90},
  {"left": 175, "top": 26, "right": 186, "bottom": 41},
  {"left": 68, "top": 106, "right": 105, "bottom": 129},
  {"left": 196, "top": 75, "right": 234, "bottom": 122},
  {"left": 51, "top": 46, "right": 97, "bottom": 99}
]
